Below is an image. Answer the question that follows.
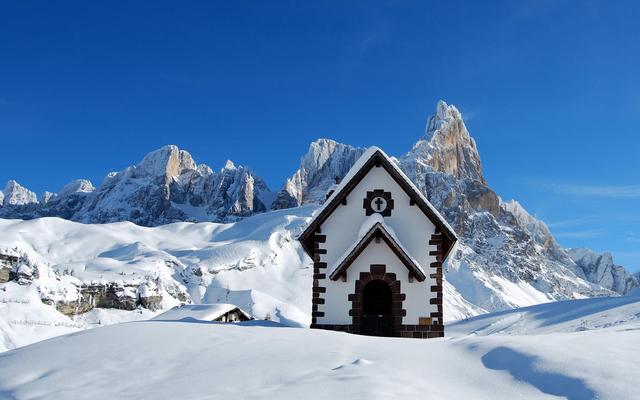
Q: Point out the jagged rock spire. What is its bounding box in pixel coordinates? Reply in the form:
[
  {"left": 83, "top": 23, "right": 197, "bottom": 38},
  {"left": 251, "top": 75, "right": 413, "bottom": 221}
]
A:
[{"left": 406, "top": 100, "right": 485, "bottom": 183}]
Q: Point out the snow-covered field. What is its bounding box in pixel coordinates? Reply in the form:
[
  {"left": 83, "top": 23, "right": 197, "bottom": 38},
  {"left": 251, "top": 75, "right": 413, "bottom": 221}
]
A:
[{"left": 0, "top": 295, "right": 637, "bottom": 400}]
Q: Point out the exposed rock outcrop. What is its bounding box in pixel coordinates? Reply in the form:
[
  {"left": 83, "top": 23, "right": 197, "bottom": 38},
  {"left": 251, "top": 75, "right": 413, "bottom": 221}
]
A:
[
  {"left": 0, "top": 254, "right": 17, "bottom": 283},
  {"left": 402, "top": 100, "right": 485, "bottom": 184},
  {"left": 54, "top": 281, "right": 187, "bottom": 316},
  {"left": 569, "top": 248, "right": 639, "bottom": 294},
  {"left": 272, "top": 139, "right": 366, "bottom": 209}
]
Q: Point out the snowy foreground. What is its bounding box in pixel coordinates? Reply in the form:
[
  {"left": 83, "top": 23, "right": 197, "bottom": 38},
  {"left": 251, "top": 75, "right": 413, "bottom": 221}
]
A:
[{"left": 0, "top": 296, "right": 638, "bottom": 400}]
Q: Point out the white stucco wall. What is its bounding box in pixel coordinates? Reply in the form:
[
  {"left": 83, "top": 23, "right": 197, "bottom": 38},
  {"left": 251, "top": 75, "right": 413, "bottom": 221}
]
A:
[
  {"left": 321, "top": 241, "right": 438, "bottom": 324},
  {"left": 315, "top": 165, "right": 439, "bottom": 325}
]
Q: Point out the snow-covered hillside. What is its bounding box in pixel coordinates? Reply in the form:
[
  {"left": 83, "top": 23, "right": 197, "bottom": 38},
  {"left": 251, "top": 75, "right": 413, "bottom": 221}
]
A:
[
  {"left": 0, "top": 296, "right": 637, "bottom": 400},
  {"left": 448, "top": 294, "right": 640, "bottom": 336},
  {"left": 0, "top": 208, "right": 479, "bottom": 352}
]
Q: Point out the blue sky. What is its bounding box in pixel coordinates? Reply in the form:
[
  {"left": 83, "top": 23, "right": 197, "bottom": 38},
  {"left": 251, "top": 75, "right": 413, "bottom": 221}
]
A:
[{"left": 1, "top": 1, "right": 638, "bottom": 271}]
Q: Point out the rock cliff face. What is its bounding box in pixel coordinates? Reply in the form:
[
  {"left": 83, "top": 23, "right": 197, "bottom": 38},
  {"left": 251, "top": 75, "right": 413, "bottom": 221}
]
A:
[
  {"left": 0, "top": 145, "right": 275, "bottom": 226},
  {"left": 402, "top": 100, "right": 485, "bottom": 183},
  {"left": 271, "top": 139, "right": 366, "bottom": 209},
  {"left": 568, "top": 248, "right": 640, "bottom": 294}
]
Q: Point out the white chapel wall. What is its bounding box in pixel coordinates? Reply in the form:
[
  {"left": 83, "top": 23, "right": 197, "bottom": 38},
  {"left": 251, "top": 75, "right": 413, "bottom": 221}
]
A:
[{"left": 315, "top": 165, "right": 439, "bottom": 325}]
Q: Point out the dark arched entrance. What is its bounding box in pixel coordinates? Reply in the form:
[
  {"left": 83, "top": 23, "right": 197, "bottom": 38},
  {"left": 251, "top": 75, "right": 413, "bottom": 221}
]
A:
[{"left": 361, "top": 280, "right": 393, "bottom": 336}]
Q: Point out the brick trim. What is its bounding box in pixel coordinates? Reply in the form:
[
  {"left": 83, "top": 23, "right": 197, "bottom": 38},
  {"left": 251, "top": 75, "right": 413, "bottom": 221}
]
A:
[
  {"left": 428, "top": 230, "right": 445, "bottom": 334},
  {"left": 310, "top": 233, "right": 327, "bottom": 327},
  {"left": 308, "top": 229, "right": 446, "bottom": 339},
  {"left": 329, "top": 223, "right": 427, "bottom": 282},
  {"left": 347, "top": 264, "right": 405, "bottom": 337}
]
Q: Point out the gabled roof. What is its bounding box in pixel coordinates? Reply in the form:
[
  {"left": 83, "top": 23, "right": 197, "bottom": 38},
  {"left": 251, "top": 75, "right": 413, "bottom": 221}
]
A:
[
  {"left": 329, "top": 220, "right": 427, "bottom": 281},
  {"left": 152, "top": 303, "right": 252, "bottom": 322},
  {"left": 298, "top": 147, "right": 458, "bottom": 261}
]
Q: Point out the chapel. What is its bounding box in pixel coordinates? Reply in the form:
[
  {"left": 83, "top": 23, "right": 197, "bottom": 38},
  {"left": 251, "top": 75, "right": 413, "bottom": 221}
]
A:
[{"left": 298, "top": 147, "right": 457, "bottom": 338}]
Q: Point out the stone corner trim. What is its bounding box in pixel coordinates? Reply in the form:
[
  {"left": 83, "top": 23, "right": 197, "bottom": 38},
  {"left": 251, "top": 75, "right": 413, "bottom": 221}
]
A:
[
  {"left": 428, "top": 230, "right": 444, "bottom": 332},
  {"left": 310, "top": 233, "right": 327, "bottom": 327}
]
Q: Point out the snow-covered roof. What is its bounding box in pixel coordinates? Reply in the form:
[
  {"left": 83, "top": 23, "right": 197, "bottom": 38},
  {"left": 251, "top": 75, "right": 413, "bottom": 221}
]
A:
[
  {"left": 152, "top": 303, "right": 252, "bottom": 322},
  {"left": 320, "top": 146, "right": 381, "bottom": 211},
  {"left": 298, "top": 146, "right": 457, "bottom": 260},
  {"left": 329, "top": 214, "right": 427, "bottom": 281}
]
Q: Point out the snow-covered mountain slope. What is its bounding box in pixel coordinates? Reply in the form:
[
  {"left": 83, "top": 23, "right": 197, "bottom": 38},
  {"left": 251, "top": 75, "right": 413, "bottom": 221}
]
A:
[
  {"left": 0, "top": 145, "right": 274, "bottom": 225},
  {"left": 0, "top": 208, "right": 315, "bottom": 351},
  {"left": 0, "top": 208, "right": 480, "bottom": 351},
  {"left": 448, "top": 294, "right": 640, "bottom": 336},
  {"left": 0, "top": 296, "right": 637, "bottom": 400}
]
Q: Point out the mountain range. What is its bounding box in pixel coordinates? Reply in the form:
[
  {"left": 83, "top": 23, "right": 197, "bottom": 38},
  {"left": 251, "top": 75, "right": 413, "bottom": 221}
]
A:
[{"left": 0, "top": 100, "right": 637, "bottom": 342}]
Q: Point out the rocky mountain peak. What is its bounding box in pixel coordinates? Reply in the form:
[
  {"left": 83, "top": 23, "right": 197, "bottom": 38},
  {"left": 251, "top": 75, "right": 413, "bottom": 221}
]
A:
[
  {"left": 405, "top": 100, "right": 485, "bottom": 183},
  {"left": 59, "top": 179, "right": 95, "bottom": 197},
  {"left": 503, "top": 200, "right": 537, "bottom": 228},
  {"left": 273, "top": 101, "right": 489, "bottom": 213},
  {"left": 223, "top": 160, "right": 237, "bottom": 171},
  {"left": 137, "top": 145, "right": 197, "bottom": 179},
  {"left": 39, "top": 191, "right": 57, "bottom": 204},
  {"left": 2, "top": 180, "right": 38, "bottom": 206},
  {"left": 426, "top": 100, "right": 464, "bottom": 138},
  {"left": 271, "top": 139, "right": 365, "bottom": 209}
]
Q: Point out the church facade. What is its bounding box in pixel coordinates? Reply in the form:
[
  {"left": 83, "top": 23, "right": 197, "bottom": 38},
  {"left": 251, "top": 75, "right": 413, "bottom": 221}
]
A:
[{"left": 298, "top": 147, "right": 457, "bottom": 338}]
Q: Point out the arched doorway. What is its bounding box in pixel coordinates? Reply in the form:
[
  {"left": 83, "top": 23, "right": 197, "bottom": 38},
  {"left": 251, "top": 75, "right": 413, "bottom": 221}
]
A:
[{"left": 361, "top": 280, "right": 393, "bottom": 336}]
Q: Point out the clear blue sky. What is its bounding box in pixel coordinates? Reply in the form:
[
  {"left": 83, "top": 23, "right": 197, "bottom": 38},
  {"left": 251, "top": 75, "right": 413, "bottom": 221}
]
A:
[{"left": 1, "top": 1, "right": 639, "bottom": 271}]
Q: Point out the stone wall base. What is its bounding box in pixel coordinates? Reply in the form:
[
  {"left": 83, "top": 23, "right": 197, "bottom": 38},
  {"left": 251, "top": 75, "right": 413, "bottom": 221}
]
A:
[{"left": 311, "top": 324, "right": 444, "bottom": 339}]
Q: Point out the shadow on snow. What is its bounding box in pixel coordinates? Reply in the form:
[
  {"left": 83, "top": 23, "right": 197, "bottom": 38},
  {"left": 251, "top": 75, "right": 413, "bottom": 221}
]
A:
[{"left": 482, "top": 346, "right": 596, "bottom": 400}]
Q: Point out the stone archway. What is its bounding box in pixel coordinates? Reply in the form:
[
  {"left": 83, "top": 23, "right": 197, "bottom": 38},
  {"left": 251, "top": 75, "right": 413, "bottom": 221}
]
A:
[{"left": 348, "top": 264, "right": 406, "bottom": 337}]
